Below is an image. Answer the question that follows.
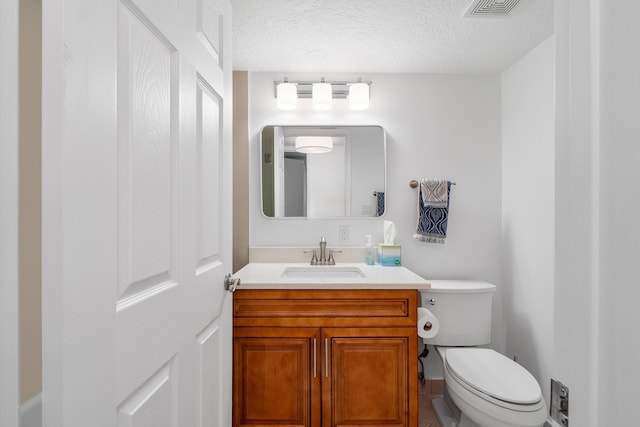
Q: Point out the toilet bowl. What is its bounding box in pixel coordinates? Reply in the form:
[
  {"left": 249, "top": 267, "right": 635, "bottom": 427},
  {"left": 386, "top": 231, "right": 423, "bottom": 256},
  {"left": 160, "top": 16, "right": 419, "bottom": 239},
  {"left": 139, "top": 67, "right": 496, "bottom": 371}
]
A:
[
  {"left": 420, "top": 281, "right": 548, "bottom": 427},
  {"left": 436, "top": 347, "right": 547, "bottom": 427}
]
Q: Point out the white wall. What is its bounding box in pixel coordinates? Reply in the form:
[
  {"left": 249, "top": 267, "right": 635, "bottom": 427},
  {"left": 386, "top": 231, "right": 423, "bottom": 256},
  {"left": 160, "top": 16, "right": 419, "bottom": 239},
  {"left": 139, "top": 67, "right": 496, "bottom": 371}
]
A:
[
  {"left": 248, "top": 72, "right": 504, "bottom": 352},
  {"left": 501, "top": 36, "right": 555, "bottom": 406}
]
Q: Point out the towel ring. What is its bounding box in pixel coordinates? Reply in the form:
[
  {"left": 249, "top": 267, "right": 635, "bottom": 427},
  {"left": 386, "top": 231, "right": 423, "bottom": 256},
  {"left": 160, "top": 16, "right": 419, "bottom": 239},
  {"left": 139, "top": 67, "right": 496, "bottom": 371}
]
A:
[{"left": 409, "top": 179, "right": 456, "bottom": 189}]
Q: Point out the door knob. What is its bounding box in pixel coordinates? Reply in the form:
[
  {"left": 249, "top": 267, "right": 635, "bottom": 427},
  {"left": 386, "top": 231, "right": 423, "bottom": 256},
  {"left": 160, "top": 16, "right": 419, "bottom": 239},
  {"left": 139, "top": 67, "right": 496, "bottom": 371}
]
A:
[{"left": 224, "top": 273, "right": 240, "bottom": 292}]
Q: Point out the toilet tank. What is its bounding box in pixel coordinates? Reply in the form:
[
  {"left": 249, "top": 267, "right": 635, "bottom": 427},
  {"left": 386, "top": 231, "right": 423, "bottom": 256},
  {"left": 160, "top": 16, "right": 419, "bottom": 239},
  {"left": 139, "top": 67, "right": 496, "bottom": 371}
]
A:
[{"left": 420, "top": 280, "right": 496, "bottom": 346}]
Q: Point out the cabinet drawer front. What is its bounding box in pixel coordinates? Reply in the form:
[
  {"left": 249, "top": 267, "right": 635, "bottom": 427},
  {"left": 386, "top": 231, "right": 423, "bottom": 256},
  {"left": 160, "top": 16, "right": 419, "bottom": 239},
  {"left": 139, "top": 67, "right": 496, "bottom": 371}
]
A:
[{"left": 234, "top": 290, "right": 418, "bottom": 327}]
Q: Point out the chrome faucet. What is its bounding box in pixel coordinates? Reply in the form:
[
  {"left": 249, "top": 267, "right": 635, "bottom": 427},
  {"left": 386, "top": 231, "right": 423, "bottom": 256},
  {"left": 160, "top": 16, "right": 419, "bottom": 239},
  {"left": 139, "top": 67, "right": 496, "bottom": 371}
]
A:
[
  {"left": 319, "top": 237, "right": 327, "bottom": 265},
  {"left": 306, "top": 237, "right": 340, "bottom": 265}
]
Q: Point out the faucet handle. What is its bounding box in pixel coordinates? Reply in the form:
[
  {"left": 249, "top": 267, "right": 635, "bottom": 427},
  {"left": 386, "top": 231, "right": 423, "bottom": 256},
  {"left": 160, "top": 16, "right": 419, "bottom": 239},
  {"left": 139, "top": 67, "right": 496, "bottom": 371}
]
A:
[
  {"left": 327, "top": 249, "right": 341, "bottom": 265},
  {"left": 304, "top": 249, "right": 319, "bottom": 265}
]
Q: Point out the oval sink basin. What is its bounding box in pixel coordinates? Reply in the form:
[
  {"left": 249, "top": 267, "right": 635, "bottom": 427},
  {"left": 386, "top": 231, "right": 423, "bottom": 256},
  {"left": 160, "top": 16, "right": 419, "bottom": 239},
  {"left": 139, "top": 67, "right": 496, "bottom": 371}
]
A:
[{"left": 281, "top": 266, "right": 366, "bottom": 279}]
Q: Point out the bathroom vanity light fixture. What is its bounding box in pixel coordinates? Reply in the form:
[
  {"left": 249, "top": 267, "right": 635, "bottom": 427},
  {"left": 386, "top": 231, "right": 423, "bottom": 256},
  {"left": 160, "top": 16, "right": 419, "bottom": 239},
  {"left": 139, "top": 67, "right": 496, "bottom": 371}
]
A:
[
  {"left": 312, "top": 80, "right": 332, "bottom": 110},
  {"left": 275, "top": 77, "right": 371, "bottom": 110},
  {"left": 295, "top": 136, "right": 333, "bottom": 154},
  {"left": 348, "top": 80, "right": 370, "bottom": 110},
  {"left": 276, "top": 79, "right": 297, "bottom": 110}
]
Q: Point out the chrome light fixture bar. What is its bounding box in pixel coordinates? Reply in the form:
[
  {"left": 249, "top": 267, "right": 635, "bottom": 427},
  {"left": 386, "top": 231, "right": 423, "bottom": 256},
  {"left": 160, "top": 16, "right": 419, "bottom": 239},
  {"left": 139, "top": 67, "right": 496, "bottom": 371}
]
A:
[{"left": 275, "top": 77, "right": 372, "bottom": 110}]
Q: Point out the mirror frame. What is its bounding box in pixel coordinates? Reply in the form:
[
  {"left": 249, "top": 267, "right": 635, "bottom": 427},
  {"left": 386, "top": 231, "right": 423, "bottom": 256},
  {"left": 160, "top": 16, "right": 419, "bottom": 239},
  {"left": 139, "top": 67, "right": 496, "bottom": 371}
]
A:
[{"left": 259, "top": 125, "right": 387, "bottom": 219}]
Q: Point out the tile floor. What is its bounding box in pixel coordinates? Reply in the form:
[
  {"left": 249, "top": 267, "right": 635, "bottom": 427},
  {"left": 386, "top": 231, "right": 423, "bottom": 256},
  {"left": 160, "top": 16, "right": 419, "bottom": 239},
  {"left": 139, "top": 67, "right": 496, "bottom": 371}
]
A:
[{"left": 418, "top": 379, "right": 444, "bottom": 427}]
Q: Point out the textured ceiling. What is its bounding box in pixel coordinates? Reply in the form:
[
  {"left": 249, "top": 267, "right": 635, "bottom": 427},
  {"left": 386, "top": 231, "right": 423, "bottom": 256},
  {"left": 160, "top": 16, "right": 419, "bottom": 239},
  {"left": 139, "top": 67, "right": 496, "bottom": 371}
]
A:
[{"left": 231, "top": 0, "right": 554, "bottom": 74}]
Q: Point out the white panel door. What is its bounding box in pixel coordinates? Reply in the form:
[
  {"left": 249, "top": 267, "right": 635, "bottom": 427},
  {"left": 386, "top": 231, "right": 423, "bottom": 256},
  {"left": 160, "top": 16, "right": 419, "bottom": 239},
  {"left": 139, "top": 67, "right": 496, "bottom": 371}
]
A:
[{"left": 42, "top": 0, "right": 233, "bottom": 425}]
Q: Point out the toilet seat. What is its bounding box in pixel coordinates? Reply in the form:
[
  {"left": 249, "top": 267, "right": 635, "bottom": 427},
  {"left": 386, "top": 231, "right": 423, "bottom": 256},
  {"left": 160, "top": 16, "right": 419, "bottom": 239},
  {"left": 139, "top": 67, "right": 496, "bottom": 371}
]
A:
[
  {"left": 438, "top": 348, "right": 548, "bottom": 427},
  {"left": 444, "top": 348, "right": 545, "bottom": 412}
]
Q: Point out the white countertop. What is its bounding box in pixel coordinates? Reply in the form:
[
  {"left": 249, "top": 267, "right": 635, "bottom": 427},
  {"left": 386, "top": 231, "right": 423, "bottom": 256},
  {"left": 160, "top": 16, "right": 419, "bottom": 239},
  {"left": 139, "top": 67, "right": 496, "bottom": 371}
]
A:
[{"left": 234, "top": 263, "right": 431, "bottom": 290}]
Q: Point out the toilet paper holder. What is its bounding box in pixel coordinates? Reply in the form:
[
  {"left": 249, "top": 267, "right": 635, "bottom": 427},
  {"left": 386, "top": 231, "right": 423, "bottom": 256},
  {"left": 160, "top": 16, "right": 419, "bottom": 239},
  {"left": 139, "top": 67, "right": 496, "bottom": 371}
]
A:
[{"left": 417, "top": 307, "right": 439, "bottom": 339}]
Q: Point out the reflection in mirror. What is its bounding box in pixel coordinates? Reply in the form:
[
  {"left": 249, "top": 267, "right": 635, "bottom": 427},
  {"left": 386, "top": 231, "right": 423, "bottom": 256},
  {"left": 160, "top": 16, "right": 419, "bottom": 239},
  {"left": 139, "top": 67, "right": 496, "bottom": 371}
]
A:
[{"left": 261, "top": 125, "right": 386, "bottom": 218}]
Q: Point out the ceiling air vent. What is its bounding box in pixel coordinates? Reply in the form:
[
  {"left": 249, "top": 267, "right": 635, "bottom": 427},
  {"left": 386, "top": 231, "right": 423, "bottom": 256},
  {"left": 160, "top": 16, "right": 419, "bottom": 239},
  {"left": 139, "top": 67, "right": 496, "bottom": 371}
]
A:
[{"left": 463, "top": 0, "right": 529, "bottom": 18}]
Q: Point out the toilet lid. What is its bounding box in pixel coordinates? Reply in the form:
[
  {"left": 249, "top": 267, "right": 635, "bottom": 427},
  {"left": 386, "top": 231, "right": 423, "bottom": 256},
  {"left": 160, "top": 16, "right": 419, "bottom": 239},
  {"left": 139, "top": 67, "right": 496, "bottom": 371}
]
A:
[{"left": 445, "top": 348, "right": 542, "bottom": 405}]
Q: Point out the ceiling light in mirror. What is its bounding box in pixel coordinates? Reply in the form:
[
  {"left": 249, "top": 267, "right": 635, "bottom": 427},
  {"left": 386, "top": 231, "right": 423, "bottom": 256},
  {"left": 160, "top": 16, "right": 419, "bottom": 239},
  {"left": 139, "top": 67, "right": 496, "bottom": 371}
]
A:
[{"left": 295, "top": 136, "right": 333, "bottom": 154}]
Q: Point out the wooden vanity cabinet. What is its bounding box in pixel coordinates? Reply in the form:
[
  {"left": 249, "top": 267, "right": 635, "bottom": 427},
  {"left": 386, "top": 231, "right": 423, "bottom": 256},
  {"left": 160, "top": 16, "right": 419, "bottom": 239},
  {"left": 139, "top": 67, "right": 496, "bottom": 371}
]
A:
[{"left": 233, "top": 289, "right": 419, "bottom": 427}]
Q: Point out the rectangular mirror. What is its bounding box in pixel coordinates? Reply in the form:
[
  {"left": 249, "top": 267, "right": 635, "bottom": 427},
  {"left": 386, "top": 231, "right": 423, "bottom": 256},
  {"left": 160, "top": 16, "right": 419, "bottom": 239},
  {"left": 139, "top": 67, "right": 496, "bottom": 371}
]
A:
[{"left": 261, "top": 125, "right": 386, "bottom": 218}]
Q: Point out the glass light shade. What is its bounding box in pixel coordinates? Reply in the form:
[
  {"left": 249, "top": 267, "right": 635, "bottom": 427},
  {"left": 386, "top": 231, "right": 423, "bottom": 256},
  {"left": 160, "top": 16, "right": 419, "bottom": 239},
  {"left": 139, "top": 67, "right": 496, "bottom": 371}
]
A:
[
  {"left": 349, "top": 83, "right": 369, "bottom": 110},
  {"left": 295, "top": 136, "right": 333, "bottom": 154},
  {"left": 312, "top": 83, "right": 332, "bottom": 110},
  {"left": 277, "top": 82, "right": 297, "bottom": 110}
]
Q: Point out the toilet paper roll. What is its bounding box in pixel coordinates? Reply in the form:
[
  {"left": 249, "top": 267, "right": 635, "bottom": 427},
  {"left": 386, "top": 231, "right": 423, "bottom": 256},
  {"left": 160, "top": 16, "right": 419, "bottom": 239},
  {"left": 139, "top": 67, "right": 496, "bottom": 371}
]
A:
[{"left": 417, "top": 307, "right": 440, "bottom": 339}]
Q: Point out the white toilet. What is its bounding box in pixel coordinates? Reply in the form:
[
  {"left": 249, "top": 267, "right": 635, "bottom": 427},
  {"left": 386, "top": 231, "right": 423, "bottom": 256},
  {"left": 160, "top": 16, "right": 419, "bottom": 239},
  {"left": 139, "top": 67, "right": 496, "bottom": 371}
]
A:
[{"left": 421, "top": 280, "right": 547, "bottom": 427}]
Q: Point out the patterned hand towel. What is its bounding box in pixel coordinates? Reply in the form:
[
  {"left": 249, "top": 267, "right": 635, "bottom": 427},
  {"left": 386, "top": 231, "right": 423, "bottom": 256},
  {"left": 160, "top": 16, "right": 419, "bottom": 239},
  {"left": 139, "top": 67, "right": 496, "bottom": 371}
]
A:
[
  {"left": 375, "top": 191, "right": 385, "bottom": 217},
  {"left": 414, "top": 179, "right": 451, "bottom": 244}
]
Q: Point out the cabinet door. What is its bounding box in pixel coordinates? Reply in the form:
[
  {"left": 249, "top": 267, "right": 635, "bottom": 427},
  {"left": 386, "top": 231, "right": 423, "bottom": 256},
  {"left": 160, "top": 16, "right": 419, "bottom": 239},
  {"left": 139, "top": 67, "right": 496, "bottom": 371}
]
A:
[
  {"left": 321, "top": 328, "right": 417, "bottom": 427},
  {"left": 234, "top": 328, "right": 321, "bottom": 427}
]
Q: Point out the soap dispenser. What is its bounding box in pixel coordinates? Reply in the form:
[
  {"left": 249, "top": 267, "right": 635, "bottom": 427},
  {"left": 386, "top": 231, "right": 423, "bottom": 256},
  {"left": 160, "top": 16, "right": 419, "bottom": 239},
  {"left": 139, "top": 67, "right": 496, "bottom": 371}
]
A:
[{"left": 365, "top": 235, "right": 375, "bottom": 265}]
